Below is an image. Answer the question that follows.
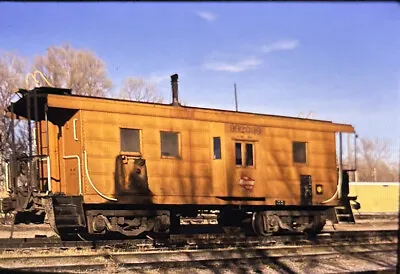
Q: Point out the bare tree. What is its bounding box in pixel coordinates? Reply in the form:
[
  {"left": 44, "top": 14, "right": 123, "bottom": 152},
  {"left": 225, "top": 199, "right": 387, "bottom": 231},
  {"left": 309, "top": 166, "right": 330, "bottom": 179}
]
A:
[
  {"left": 33, "top": 43, "right": 112, "bottom": 97},
  {"left": 0, "top": 52, "right": 26, "bottom": 109},
  {"left": 0, "top": 51, "right": 29, "bottom": 195},
  {"left": 118, "top": 77, "right": 163, "bottom": 103},
  {"left": 0, "top": 52, "right": 28, "bottom": 155},
  {"left": 356, "top": 137, "right": 398, "bottom": 182}
]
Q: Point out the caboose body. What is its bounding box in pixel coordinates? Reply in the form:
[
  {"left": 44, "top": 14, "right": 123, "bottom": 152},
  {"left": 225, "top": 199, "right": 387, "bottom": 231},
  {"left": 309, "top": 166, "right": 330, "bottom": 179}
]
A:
[{"left": 2, "top": 75, "right": 358, "bottom": 238}]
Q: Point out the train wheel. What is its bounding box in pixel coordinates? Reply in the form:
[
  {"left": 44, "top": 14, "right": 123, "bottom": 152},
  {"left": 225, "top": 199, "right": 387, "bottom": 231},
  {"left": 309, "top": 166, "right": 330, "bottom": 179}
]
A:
[
  {"left": 251, "top": 212, "right": 276, "bottom": 237},
  {"left": 170, "top": 213, "right": 180, "bottom": 234},
  {"left": 304, "top": 215, "right": 326, "bottom": 236}
]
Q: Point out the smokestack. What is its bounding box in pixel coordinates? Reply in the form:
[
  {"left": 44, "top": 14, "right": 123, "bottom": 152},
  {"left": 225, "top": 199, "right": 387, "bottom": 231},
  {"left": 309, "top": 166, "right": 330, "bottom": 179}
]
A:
[{"left": 171, "top": 74, "right": 179, "bottom": 106}]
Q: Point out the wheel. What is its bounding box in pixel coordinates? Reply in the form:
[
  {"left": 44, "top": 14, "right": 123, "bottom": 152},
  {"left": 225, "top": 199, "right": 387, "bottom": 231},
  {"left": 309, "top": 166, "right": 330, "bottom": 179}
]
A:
[
  {"left": 170, "top": 213, "right": 180, "bottom": 234},
  {"left": 304, "top": 215, "right": 326, "bottom": 236},
  {"left": 251, "top": 212, "right": 274, "bottom": 237}
]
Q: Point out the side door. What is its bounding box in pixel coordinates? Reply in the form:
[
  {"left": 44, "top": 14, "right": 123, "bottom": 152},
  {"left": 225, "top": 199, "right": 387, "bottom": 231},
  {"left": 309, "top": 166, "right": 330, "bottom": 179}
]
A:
[
  {"left": 115, "top": 128, "right": 149, "bottom": 195},
  {"left": 62, "top": 112, "right": 82, "bottom": 195},
  {"left": 233, "top": 140, "right": 256, "bottom": 195},
  {"left": 225, "top": 124, "right": 262, "bottom": 197}
]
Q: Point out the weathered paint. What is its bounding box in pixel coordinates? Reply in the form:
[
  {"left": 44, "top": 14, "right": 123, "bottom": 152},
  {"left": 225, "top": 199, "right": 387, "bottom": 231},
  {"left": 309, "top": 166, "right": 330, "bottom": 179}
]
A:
[
  {"left": 47, "top": 95, "right": 355, "bottom": 133},
  {"left": 38, "top": 94, "right": 355, "bottom": 206}
]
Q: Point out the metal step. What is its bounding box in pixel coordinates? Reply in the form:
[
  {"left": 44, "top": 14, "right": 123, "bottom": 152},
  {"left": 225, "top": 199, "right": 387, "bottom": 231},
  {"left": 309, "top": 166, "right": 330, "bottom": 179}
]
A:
[
  {"left": 336, "top": 214, "right": 352, "bottom": 218},
  {"left": 335, "top": 204, "right": 355, "bottom": 223},
  {"left": 54, "top": 204, "right": 78, "bottom": 216},
  {"left": 51, "top": 196, "right": 86, "bottom": 230},
  {"left": 55, "top": 215, "right": 82, "bottom": 225},
  {"left": 53, "top": 196, "right": 82, "bottom": 205}
]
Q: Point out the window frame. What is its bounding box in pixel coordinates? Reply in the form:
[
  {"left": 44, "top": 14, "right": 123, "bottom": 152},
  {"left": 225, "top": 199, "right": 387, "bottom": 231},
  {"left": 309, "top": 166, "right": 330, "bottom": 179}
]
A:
[
  {"left": 120, "top": 128, "right": 142, "bottom": 155},
  {"left": 235, "top": 142, "right": 242, "bottom": 166},
  {"left": 245, "top": 143, "right": 254, "bottom": 167},
  {"left": 235, "top": 141, "right": 255, "bottom": 168},
  {"left": 160, "top": 131, "right": 181, "bottom": 159},
  {"left": 213, "top": 137, "right": 222, "bottom": 160},
  {"left": 292, "top": 141, "right": 307, "bottom": 164}
]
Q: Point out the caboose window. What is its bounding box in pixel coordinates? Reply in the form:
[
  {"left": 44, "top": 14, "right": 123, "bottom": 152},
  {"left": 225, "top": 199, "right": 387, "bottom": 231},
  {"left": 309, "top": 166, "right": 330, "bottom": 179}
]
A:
[
  {"left": 235, "top": 142, "right": 242, "bottom": 165},
  {"left": 245, "top": 143, "right": 254, "bottom": 166},
  {"left": 213, "top": 137, "right": 221, "bottom": 159},
  {"left": 161, "top": 131, "right": 180, "bottom": 158},
  {"left": 293, "top": 141, "right": 307, "bottom": 163},
  {"left": 120, "top": 128, "right": 140, "bottom": 152},
  {"left": 236, "top": 142, "right": 255, "bottom": 167}
]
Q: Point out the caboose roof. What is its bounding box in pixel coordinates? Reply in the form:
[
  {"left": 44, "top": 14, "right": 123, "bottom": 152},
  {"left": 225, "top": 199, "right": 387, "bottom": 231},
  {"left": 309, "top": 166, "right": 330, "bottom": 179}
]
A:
[{"left": 9, "top": 87, "right": 355, "bottom": 133}]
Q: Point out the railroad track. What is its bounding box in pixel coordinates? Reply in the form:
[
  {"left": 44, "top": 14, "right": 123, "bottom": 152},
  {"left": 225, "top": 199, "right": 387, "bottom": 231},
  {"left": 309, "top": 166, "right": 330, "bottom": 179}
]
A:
[
  {"left": 0, "top": 239, "right": 397, "bottom": 273},
  {"left": 0, "top": 229, "right": 397, "bottom": 250},
  {"left": 0, "top": 229, "right": 397, "bottom": 251}
]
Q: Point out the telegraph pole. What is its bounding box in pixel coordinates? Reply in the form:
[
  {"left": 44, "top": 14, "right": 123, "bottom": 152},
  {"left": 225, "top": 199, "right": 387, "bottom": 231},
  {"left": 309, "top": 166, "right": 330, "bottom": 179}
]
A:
[{"left": 234, "top": 83, "right": 238, "bottom": 112}]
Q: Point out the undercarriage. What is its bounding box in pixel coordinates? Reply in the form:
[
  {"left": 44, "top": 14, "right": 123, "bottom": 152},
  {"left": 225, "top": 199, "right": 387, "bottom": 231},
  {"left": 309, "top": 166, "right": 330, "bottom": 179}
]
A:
[{"left": 28, "top": 195, "right": 332, "bottom": 240}]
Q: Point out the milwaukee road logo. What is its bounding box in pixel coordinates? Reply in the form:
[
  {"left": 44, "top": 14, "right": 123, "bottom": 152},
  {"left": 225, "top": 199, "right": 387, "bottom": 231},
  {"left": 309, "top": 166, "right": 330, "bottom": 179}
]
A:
[
  {"left": 230, "top": 124, "right": 262, "bottom": 135},
  {"left": 239, "top": 175, "right": 255, "bottom": 191}
]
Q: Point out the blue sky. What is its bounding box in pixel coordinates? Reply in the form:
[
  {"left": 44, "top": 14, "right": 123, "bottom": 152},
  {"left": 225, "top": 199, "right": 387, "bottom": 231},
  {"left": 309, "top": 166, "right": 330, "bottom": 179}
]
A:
[{"left": 1, "top": 2, "right": 399, "bottom": 157}]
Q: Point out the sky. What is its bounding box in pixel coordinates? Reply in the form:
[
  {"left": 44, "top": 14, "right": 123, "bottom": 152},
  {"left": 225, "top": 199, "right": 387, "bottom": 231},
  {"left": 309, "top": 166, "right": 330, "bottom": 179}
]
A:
[{"left": 1, "top": 2, "right": 399, "bottom": 159}]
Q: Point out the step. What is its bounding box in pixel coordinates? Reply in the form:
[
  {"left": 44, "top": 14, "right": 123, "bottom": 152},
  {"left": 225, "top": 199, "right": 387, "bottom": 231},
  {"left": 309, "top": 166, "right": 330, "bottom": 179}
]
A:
[
  {"left": 335, "top": 209, "right": 352, "bottom": 215},
  {"left": 55, "top": 215, "right": 82, "bottom": 226},
  {"left": 347, "top": 195, "right": 357, "bottom": 201},
  {"left": 336, "top": 214, "right": 352, "bottom": 218},
  {"left": 53, "top": 196, "right": 82, "bottom": 205},
  {"left": 338, "top": 220, "right": 355, "bottom": 224},
  {"left": 54, "top": 204, "right": 78, "bottom": 215}
]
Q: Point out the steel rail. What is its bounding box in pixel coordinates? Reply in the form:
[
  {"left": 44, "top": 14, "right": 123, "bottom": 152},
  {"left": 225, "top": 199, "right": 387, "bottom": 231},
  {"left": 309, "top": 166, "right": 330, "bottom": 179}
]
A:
[
  {"left": 0, "top": 241, "right": 397, "bottom": 273},
  {"left": 0, "top": 229, "right": 396, "bottom": 251}
]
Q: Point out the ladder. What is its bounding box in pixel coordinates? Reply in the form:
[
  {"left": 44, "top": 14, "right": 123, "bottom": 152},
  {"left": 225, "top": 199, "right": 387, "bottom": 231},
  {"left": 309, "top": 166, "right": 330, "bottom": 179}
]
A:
[
  {"left": 334, "top": 195, "right": 358, "bottom": 223},
  {"left": 36, "top": 120, "right": 50, "bottom": 192}
]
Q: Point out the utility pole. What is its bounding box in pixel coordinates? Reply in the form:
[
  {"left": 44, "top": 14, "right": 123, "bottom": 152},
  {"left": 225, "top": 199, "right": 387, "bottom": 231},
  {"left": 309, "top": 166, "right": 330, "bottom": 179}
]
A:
[{"left": 234, "top": 83, "right": 238, "bottom": 112}]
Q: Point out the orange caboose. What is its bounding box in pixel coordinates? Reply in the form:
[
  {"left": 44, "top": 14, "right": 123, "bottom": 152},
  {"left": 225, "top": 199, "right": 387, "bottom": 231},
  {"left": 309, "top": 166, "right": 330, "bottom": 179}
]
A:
[{"left": 2, "top": 74, "right": 358, "bottom": 238}]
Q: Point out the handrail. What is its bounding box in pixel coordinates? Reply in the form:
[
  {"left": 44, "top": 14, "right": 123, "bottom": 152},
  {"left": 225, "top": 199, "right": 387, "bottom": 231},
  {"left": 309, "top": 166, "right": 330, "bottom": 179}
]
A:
[
  {"left": 73, "top": 119, "right": 78, "bottom": 141},
  {"left": 25, "top": 73, "right": 38, "bottom": 89},
  {"left": 4, "top": 162, "right": 10, "bottom": 192},
  {"left": 41, "top": 156, "right": 51, "bottom": 194},
  {"left": 337, "top": 132, "right": 343, "bottom": 199},
  {"left": 63, "top": 155, "right": 82, "bottom": 195},
  {"left": 322, "top": 132, "right": 343, "bottom": 204},
  {"left": 25, "top": 70, "right": 54, "bottom": 89},
  {"left": 83, "top": 150, "right": 117, "bottom": 202},
  {"left": 33, "top": 70, "right": 53, "bottom": 87},
  {"left": 32, "top": 126, "right": 36, "bottom": 151},
  {"left": 321, "top": 188, "right": 338, "bottom": 204}
]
